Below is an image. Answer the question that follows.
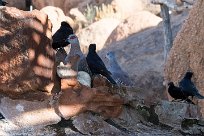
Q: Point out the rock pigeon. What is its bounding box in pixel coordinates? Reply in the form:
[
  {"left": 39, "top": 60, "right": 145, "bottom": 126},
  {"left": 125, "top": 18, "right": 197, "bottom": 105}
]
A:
[
  {"left": 168, "top": 82, "right": 194, "bottom": 104},
  {"left": 179, "top": 71, "right": 204, "bottom": 99},
  {"left": 0, "top": 0, "right": 8, "bottom": 6},
  {"left": 86, "top": 44, "right": 116, "bottom": 85},
  {"left": 52, "top": 21, "right": 74, "bottom": 50},
  {"left": 65, "top": 34, "right": 92, "bottom": 77},
  {"left": 106, "top": 51, "right": 133, "bottom": 86}
]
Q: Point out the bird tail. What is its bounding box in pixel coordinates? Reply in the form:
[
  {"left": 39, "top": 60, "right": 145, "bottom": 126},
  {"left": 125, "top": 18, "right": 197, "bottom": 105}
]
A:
[
  {"left": 185, "top": 99, "right": 195, "bottom": 105},
  {"left": 195, "top": 93, "right": 204, "bottom": 99},
  {"left": 106, "top": 75, "right": 117, "bottom": 85}
]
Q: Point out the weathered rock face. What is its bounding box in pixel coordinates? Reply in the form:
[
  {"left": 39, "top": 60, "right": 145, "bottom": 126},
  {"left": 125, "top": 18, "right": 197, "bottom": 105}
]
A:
[
  {"left": 105, "top": 11, "right": 162, "bottom": 46},
  {"left": 0, "top": 95, "right": 61, "bottom": 128},
  {"left": 111, "top": 0, "right": 160, "bottom": 19},
  {"left": 155, "top": 101, "right": 202, "bottom": 128},
  {"left": 6, "top": 0, "right": 27, "bottom": 10},
  {"left": 77, "top": 18, "right": 121, "bottom": 54},
  {"left": 0, "top": 7, "right": 54, "bottom": 97},
  {"left": 72, "top": 112, "right": 122, "bottom": 135},
  {"left": 165, "top": 0, "right": 204, "bottom": 117},
  {"left": 0, "top": 76, "right": 204, "bottom": 135}
]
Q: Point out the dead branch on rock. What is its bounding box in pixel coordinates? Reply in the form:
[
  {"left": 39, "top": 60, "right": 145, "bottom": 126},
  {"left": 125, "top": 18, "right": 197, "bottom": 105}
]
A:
[{"left": 151, "top": 0, "right": 195, "bottom": 11}]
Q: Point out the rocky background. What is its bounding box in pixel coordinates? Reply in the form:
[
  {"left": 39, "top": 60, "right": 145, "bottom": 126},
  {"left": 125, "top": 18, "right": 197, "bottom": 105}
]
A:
[{"left": 1, "top": 0, "right": 204, "bottom": 135}]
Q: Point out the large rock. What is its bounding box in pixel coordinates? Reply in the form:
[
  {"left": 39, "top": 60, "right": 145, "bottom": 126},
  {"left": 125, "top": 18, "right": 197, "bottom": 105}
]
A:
[
  {"left": 165, "top": 0, "right": 204, "bottom": 117},
  {"left": 77, "top": 18, "right": 121, "bottom": 53},
  {"left": 6, "top": 0, "right": 27, "bottom": 10},
  {"left": 155, "top": 101, "right": 201, "bottom": 128},
  {"left": 105, "top": 11, "right": 162, "bottom": 46},
  {"left": 72, "top": 112, "right": 122, "bottom": 135},
  {"left": 0, "top": 7, "right": 54, "bottom": 97},
  {"left": 40, "top": 6, "right": 76, "bottom": 34},
  {"left": 0, "top": 95, "right": 61, "bottom": 128},
  {"left": 139, "top": 0, "right": 161, "bottom": 15},
  {"left": 1, "top": 91, "right": 204, "bottom": 135},
  {"left": 111, "top": 0, "right": 160, "bottom": 19}
]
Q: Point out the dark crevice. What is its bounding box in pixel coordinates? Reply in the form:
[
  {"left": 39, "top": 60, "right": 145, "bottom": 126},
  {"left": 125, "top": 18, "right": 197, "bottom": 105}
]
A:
[
  {"left": 181, "top": 118, "right": 199, "bottom": 129},
  {"left": 47, "top": 117, "right": 87, "bottom": 135},
  {"left": 58, "top": 117, "right": 86, "bottom": 135},
  {"left": 104, "top": 118, "right": 131, "bottom": 134},
  {"left": 0, "top": 113, "right": 5, "bottom": 120},
  {"left": 136, "top": 105, "right": 159, "bottom": 125}
]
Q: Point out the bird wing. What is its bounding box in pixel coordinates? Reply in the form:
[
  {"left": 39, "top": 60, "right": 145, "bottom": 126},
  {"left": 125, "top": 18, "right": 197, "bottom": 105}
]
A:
[
  {"left": 189, "top": 81, "right": 204, "bottom": 98},
  {"left": 87, "top": 52, "right": 111, "bottom": 74},
  {"left": 93, "top": 53, "right": 108, "bottom": 69},
  {"left": 180, "top": 78, "right": 204, "bottom": 99}
]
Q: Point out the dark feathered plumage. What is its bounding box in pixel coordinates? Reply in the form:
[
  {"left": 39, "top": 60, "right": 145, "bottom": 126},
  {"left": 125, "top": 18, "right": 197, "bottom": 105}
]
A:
[
  {"left": 168, "top": 82, "right": 194, "bottom": 104},
  {"left": 0, "top": 0, "right": 8, "bottom": 6},
  {"left": 179, "top": 72, "right": 204, "bottom": 99},
  {"left": 86, "top": 44, "right": 117, "bottom": 84},
  {"left": 52, "top": 21, "right": 73, "bottom": 49}
]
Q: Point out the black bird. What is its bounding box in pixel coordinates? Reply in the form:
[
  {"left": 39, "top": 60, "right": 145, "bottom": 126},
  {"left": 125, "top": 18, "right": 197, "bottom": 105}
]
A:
[
  {"left": 52, "top": 21, "right": 74, "bottom": 50},
  {"left": 0, "top": 0, "right": 8, "bottom": 6},
  {"left": 86, "top": 44, "right": 117, "bottom": 84},
  {"left": 179, "top": 71, "right": 204, "bottom": 99},
  {"left": 168, "top": 82, "right": 194, "bottom": 104}
]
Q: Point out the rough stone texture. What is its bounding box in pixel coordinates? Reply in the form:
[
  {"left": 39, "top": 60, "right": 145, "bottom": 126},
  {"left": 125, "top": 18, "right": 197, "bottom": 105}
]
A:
[
  {"left": 6, "top": 0, "right": 27, "bottom": 10},
  {"left": 92, "top": 74, "right": 113, "bottom": 88},
  {"left": 105, "top": 11, "right": 162, "bottom": 46},
  {"left": 155, "top": 101, "right": 201, "bottom": 128},
  {"left": 140, "top": 0, "right": 161, "bottom": 15},
  {"left": 57, "top": 55, "right": 124, "bottom": 119},
  {"left": 77, "top": 18, "right": 121, "bottom": 54},
  {"left": 0, "top": 69, "right": 124, "bottom": 129},
  {"left": 164, "top": 0, "right": 204, "bottom": 117},
  {"left": 40, "top": 6, "right": 76, "bottom": 35},
  {"left": 111, "top": 0, "right": 160, "bottom": 19},
  {"left": 72, "top": 112, "right": 122, "bottom": 135},
  {"left": 0, "top": 95, "right": 61, "bottom": 128},
  {"left": 111, "top": 0, "right": 143, "bottom": 19},
  {"left": 1, "top": 93, "right": 204, "bottom": 135},
  {"left": 0, "top": 7, "right": 54, "bottom": 97}
]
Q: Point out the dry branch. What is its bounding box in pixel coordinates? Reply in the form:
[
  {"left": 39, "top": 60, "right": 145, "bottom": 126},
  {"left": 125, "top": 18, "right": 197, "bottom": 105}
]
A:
[{"left": 151, "top": 0, "right": 195, "bottom": 11}]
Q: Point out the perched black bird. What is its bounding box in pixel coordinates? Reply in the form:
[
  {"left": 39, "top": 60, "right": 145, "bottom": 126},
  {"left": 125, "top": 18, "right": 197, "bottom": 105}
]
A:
[
  {"left": 0, "top": 0, "right": 8, "bottom": 6},
  {"left": 86, "top": 44, "right": 117, "bottom": 84},
  {"left": 52, "top": 21, "right": 74, "bottom": 50},
  {"left": 168, "top": 82, "right": 194, "bottom": 104},
  {"left": 179, "top": 72, "right": 204, "bottom": 99}
]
